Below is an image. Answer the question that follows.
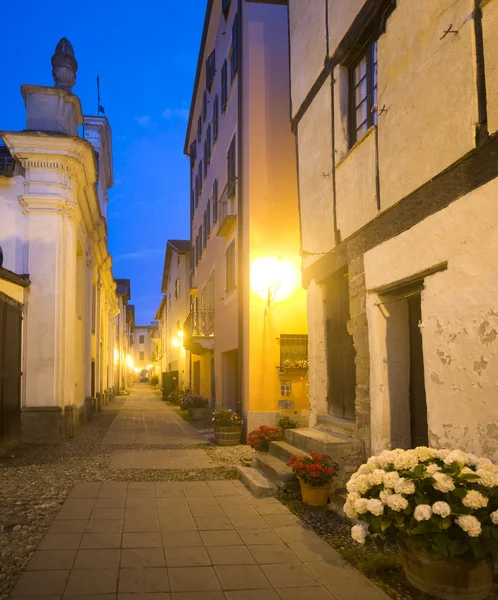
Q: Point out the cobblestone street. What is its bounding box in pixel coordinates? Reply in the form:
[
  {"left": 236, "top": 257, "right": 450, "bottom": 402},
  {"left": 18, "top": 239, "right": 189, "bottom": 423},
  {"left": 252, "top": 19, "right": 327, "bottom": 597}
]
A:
[{"left": 1, "top": 385, "right": 389, "bottom": 600}]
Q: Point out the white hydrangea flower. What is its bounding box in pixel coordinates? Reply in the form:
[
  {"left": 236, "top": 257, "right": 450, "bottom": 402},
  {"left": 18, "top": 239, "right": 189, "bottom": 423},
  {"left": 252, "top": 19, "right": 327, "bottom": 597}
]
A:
[
  {"left": 386, "top": 493, "right": 409, "bottom": 512},
  {"left": 354, "top": 498, "right": 369, "bottom": 515},
  {"left": 368, "top": 469, "right": 387, "bottom": 487},
  {"left": 343, "top": 502, "right": 358, "bottom": 519},
  {"left": 351, "top": 524, "right": 368, "bottom": 544},
  {"left": 383, "top": 471, "right": 400, "bottom": 489},
  {"left": 436, "top": 449, "right": 451, "bottom": 460},
  {"left": 366, "top": 498, "right": 384, "bottom": 516},
  {"left": 346, "top": 477, "right": 359, "bottom": 494},
  {"left": 462, "top": 490, "right": 488, "bottom": 510},
  {"left": 490, "top": 510, "right": 498, "bottom": 525},
  {"left": 346, "top": 492, "right": 360, "bottom": 504},
  {"left": 392, "top": 452, "right": 419, "bottom": 471},
  {"left": 380, "top": 489, "right": 393, "bottom": 504},
  {"left": 456, "top": 515, "right": 482, "bottom": 537},
  {"left": 432, "top": 501, "right": 451, "bottom": 518},
  {"left": 466, "top": 453, "right": 480, "bottom": 467},
  {"left": 425, "top": 463, "right": 442, "bottom": 475},
  {"left": 476, "top": 458, "right": 492, "bottom": 469},
  {"left": 444, "top": 449, "right": 470, "bottom": 466},
  {"left": 394, "top": 477, "right": 416, "bottom": 495},
  {"left": 357, "top": 464, "right": 372, "bottom": 475},
  {"left": 459, "top": 467, "right": 476, "bottom": 476},
  {"left": 354, "top": 475, "right": 371, "bottom": 495},
  {"left": 366, "top": 456, "right": 380, "bottom": 469},
  {"left": 432, "top": 472, "right": 455, "bottom": 493},
  {"left": 476, "top": 466, "right": 498, "bottom": 488},
  {"left": 414, "top": 504, "right": 432, "bottom": 521},
  {"left": 414, "top": 446, "right": 437, "bottom": 462}
]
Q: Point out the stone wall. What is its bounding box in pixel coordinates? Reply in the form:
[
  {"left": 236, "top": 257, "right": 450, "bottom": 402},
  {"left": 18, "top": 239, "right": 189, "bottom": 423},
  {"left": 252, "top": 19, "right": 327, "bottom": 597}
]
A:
[{"left": 348, "top": 256, "right": 371, "bottom": 456}]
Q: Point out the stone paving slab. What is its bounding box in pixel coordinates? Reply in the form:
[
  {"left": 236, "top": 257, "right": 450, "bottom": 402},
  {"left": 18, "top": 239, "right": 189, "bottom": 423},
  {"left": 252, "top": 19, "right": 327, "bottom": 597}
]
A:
[
  {"left": 109, "top": 449, "right": 217, "bottom": 470},
  {"left": 10, "top": 480, "right": 389, "bottom": 600},
  {"left": 103, "top": 387, "right": 209, "bottom": 446}
]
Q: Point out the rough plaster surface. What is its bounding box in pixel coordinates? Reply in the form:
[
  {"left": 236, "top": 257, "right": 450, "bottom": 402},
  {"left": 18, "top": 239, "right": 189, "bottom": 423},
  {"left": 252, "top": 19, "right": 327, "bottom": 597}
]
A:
[
  {"left": 365, "top": 178, "right": 498, "bottom": 460},
  {"left": 482, "top": 0, "right": 498, "bottom": 135}
]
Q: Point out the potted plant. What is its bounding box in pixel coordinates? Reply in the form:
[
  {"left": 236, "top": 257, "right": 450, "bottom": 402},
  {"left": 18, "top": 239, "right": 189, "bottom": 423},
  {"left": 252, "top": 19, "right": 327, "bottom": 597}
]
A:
[
  {"left": 213, "top": 409, "right": 243, "bottom": 446},
  {"left": 247, "top": 426, "right": 282, "bottom": 453},
  {"left": 185, "top": 394, "right": 209, "bottom": 420},
  {"left": 345, "top": 447, "right": 498, "bottom": 599},
  {"left": 278, "top": 416, "right": 299, "bottom": 431},
  {"left": 288, "top": 452, "right": 339, "bottom": 507}
]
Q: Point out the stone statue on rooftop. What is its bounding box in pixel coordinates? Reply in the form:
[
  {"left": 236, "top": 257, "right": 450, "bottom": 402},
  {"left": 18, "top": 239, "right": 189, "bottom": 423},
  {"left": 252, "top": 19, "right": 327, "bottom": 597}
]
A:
[{"left": 51, "top": 38, "right": 78, "bottom": 92}]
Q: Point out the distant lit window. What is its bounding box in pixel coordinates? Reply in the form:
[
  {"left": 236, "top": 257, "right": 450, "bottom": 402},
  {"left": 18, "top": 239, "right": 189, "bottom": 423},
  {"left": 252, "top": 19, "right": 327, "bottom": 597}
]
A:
[
  {"left": 139, "top": 335, "right": 144, "bottom": 344},
  {"left": 349, "top": 41, "right": 378, "bottom": 146}
]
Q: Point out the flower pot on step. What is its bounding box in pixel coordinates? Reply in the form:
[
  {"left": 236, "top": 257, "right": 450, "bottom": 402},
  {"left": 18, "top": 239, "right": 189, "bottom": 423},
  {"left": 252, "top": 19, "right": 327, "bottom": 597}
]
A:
[
  {"left": 214, "top": 425, "right": 242, "bottom": 446},
  {"left": 398, "top": 536, "right": 494, "bottom": 600},
  {"left": 299, "top": 479, "right": 330, "bottom": 507}
]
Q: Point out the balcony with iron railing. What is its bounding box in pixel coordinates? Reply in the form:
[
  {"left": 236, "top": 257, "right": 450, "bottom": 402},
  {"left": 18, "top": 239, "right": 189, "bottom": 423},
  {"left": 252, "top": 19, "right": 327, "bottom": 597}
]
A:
[
  {"left": 183, "top": 308, "right": 215, "bottom": 355},
  {"left": 217, "top": 181, "right": 237, "bottom": 237}
]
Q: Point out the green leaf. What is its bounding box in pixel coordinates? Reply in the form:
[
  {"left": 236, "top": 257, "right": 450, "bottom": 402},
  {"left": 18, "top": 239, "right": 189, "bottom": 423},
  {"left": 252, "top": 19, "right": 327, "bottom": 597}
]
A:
[
  {"left": 452, "top": 488, "right": 467, "bottom": 500},
  {"left": 448, "top": 539, "right": 468, "bottom": 557},
  {"left": 431, "top": 543, "right": 448, "bottom": 556},
  {"left": 412, "top": 464, "right": 425, "bottom": 478},
  {"left": 491, "top": 528, "right": 498, "bottom": 542},
  {"left": 433, "top": 534, "right": 449, "bottom": 548},
  {"left": 439, "top": 517, "right": 452, "bottom": 530},
  {"left": 381, "top": 519, "right": 391, "bottom": 532}
]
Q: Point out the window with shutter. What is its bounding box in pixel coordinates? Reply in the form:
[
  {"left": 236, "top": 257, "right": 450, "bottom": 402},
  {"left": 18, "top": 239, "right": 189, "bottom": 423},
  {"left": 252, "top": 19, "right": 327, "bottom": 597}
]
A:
[
  {"left": 213, "top": 96, "right": 219, "bottom": 142},
  {"left": 221, "top": 60, "right": 228, "bottom": 111},
  {"left": 227, "top": 135, "right": 236, "bottom": 198},
  {"left": 203, "top": 139, "right": 208, "bottom": 177},
  {"left": 213, "top": 179, "right": 218, "bottom": 223},
  {"left": 197, "top": 116, "right": 202, "bottom": 142},
  {"left": 206, "top": 50, "right": 216, "bottom": 90},
  {"left": 194, "top": 175, "right": 199, "bottom": 209},
  {"left": 231, "top": 14, "right": 238, "bottom": 82},
  {"left": 222, "top": 0, "right": 231, "bottom": 19},
  {"left": 190, "top": 141, "right": 197, "bottom": 162},
  {"left": 225, "top": 240, "right": 236, "bottom": 293},
  {"left": 206, "top": 124, "right": 212, "bottom": 161},
  {"left": 203, "top": 90, "right": 208, "bottom": 121},
  {"left": 198, "top": 161, "right": 203, "bottom": 190},
  {"left": 207, "top": 198, "right": 211, "bottom": 233}
]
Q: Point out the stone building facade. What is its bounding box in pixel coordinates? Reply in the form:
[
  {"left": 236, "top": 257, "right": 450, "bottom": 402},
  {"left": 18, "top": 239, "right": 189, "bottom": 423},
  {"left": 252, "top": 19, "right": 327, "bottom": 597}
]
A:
[
  {"left": 0, "top": 39, "right": 119, "bottom": 442},
  {"left": 288, "top": 0, "right": 498, "bottom": 461}
]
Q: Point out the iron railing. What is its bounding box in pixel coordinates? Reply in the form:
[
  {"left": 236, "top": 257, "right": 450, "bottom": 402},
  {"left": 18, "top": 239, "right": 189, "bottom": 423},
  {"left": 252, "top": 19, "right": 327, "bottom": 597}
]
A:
[{"left": 184, "top": 309, "right": 214, "bottom": 338}]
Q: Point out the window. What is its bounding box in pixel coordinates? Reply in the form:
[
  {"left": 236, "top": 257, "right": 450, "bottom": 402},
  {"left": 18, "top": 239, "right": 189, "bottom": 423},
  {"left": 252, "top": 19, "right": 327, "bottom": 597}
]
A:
[
  {"left": 194, "top": 175, "right": 199, "bottom": 209},
  {"left": 203, "top": 139, "right": 208, "bottom": 177},
  {"left": 349, "top": 41, "right": 378, "bottom": 145},
  {"left": 231, "top": 13, "right": 238, "bottom": 82},
  {"left": 175, "top": 278, "right": 180, "bottom": 299},
  {"left": 139, "top": 335, "right": 144, "bottom": 344},
  {"left": 190, "top": 140, "right": 197, "bottom": 161},
  {"left": 207, "top": 198, "right": 211, "bottom": 233},
  {"left": 199, "top": 225, "right": 203, "bottom": 255},
  {"left": 206, "top": 50, "right": 216, "bottom": 90},
  {"left": 203, "top": 90, "right": 208, "bottom": 121},
  {"left": 227, "top": 135, "right": 236, "bottom": 198},
  {"left": 192, "top": 242, "right": 196, "bottom": 269},
  {"left": 203, "top": 210, "right": 209, "bottom": 248},
  {"left": 213, "top": 96, "right": 219, "bottom": 142},
  {"left": 280, "top": 334, "right": 308, "bottom": 370},
  {"left": 213, "top": 179, "right": 218, "bottom": 223},
  {"left": 226, "top": 241, "right": 236, "bottom": 292},
  {"left": 177, "top": 254, "right": 180, "bottom": 266},
  {"left": 221, "top": 60, "right": 228, "bottom": 111},
  {"left": 139, "top": 351, "right": 145, "bottom": 361},
  {"left": 197, "top": 161, "right": 203, "bottom": 190},
  {"left": 222, "top": 0, "right": 231, "bottom": 18},
  {"left": 197, "top": 116, "right": 202, "bottom": 142},
  {"left": 206, "top": 124, "right": 212, "bottom": 160}
]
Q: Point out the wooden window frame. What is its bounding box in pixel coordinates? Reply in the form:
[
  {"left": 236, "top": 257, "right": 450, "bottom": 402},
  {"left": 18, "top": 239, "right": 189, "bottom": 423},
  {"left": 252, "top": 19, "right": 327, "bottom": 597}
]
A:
[
  {"left": 348, "top": 40, "right": 378, "bottom": 147},
  {"left": 213, "top": 179, "right": 218, "bottom": 224},
  {"left": 225, "top": 240, "right": 236, "bottom": 293},
  {"left": 227, "top": 135, "right": 236, "bottom": 198}
]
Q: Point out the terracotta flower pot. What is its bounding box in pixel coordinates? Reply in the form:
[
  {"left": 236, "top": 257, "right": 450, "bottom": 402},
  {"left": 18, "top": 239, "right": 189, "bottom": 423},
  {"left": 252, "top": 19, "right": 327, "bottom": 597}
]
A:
[
  {"left": 299, "top": 479, "right": 330, "bottom": 507},
  {"left": 214, "top": 425, "right": 242, "bottom": 446},
  {"left": 398, "top": 536, "right": 494, "bottom": 600}
]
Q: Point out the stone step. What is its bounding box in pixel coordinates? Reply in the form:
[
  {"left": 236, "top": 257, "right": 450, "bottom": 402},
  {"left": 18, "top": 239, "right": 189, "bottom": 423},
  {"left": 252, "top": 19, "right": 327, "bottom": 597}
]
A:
[
  {"left": 269, "top": 440, "right": 310, "bottom": 463},
  {"left": 285, "top": 427, "right": 363, "bottom": 461},
  {"left": 252, "top": 453, "right": 299, "bottom": 491},
  {"left": 236, "top": 465, "right": 277, "bottom": 498}
]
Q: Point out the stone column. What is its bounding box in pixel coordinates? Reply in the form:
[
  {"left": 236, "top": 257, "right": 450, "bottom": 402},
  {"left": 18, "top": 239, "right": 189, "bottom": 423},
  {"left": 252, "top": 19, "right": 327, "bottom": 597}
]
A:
[
  {"left": 21, "top": 184, "right": 78, "bottom": 442},
  {"left": 306, "top": 280, "right": 328, "bottom": 427}
]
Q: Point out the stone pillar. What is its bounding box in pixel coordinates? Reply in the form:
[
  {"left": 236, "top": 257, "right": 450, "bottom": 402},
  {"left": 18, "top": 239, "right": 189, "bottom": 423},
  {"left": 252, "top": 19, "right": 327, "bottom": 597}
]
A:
[
  {"left": 348, "top": 256, "right": 372, "bottom": 456},
  {"left": 95, "top": 273, "right": 102, "bottom": 400},
  {"left": 21, "top": 186, "right": 78, "bottom": 442},
  {"left": 307, "top": 280, "right": 328, "bottom": 427}
]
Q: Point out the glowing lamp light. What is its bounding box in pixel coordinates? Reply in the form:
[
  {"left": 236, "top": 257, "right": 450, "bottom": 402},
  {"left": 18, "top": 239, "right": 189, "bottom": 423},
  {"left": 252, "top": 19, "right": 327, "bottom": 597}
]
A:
[
  {"left": 134, "top": 367, "right": 140, "bottom": 373},
  {"left": 172, "top": 338, "right": 180, "bottom": 348},
  {"left": 250, "top": 257, "right": 300, "bottom": 303},
  {"left": 177, "top": 330, "right": 184, "bottom": 339},
  {"left": 126, "top": 355, "right": 133, "bottom": 368},
  {"left": 113, "top": 349, "right": 118, "bottom": 363}
]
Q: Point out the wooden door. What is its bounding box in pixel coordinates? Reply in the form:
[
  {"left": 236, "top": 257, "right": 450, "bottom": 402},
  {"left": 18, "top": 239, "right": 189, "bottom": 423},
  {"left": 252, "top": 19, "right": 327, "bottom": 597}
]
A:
[
  {"left": 408, "top": 294, "right": 428, "bottom": 446},
  {"left": 0, "top": 299, "right": 22, "bottom": 445},
  {"left": 325, "top": 268, "right": 356, "bottom": 420}
]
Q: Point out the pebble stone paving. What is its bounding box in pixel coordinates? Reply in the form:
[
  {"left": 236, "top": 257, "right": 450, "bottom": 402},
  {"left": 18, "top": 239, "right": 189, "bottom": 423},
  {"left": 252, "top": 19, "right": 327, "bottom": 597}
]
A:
[{"left": 4, "top": 385, "right": 390, "bottom": 600}]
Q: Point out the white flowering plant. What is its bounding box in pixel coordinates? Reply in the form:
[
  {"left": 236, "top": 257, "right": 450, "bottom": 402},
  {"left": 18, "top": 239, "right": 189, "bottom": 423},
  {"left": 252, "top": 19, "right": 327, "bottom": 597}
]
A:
[{"left": 345, "top": 447, "right": 498, "bottom": 560}]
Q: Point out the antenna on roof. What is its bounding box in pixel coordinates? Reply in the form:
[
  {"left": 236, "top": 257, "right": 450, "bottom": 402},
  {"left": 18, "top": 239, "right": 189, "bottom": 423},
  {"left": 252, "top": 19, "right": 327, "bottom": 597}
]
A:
[{"left": 97, "top": 75, "right": 105, "bottom": 115}]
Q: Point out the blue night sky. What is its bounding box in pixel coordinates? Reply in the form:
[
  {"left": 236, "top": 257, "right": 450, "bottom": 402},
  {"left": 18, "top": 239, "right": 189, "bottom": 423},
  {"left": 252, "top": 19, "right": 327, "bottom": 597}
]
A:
[{"left": 2, "top": 0, "right": 206, "bottom": 325}]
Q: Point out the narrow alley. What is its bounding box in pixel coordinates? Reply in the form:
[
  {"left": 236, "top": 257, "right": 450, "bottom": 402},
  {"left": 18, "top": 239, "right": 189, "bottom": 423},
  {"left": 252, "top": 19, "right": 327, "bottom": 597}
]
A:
[{"left": 0, "top": 385, "right": 389, "bottom": 600}]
